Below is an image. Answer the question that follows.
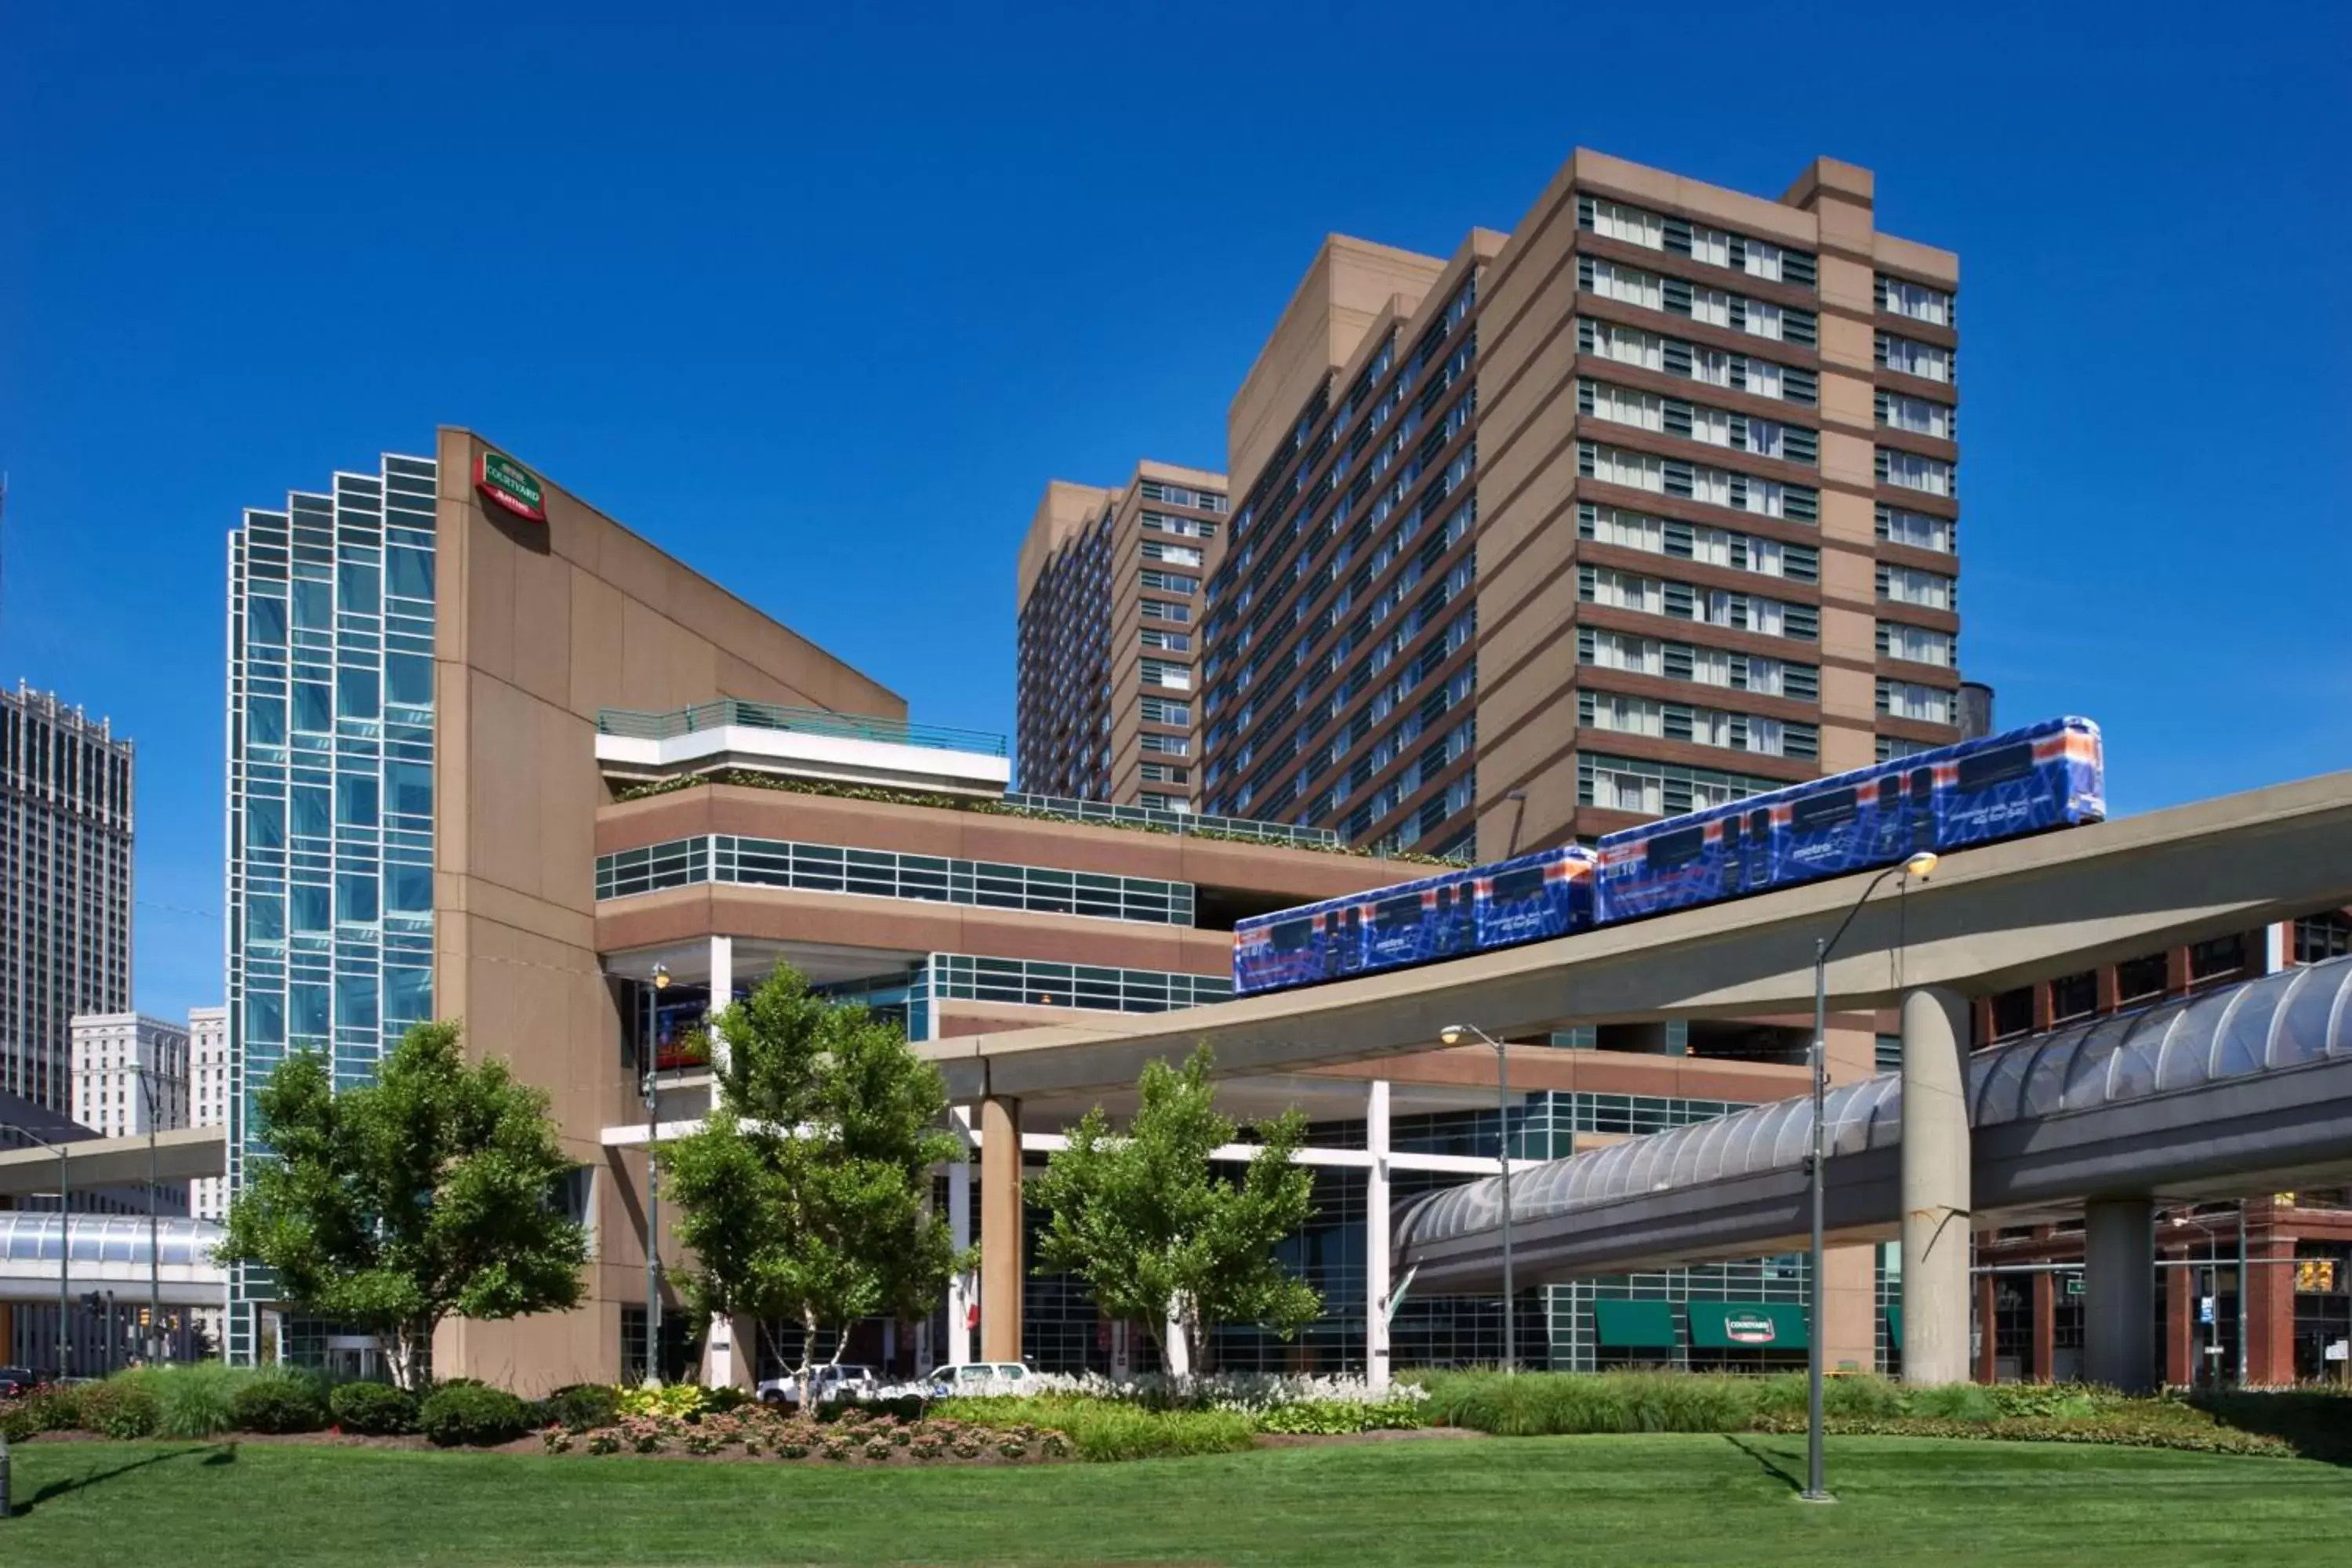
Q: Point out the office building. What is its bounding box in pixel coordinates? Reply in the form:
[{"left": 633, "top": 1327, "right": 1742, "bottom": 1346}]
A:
[
  {"left": 69, "top": 1011, "right": 191, "bottom": 1138},
  {"left": 221, "top": 430, "right": 1415, "bottom": 1386},
  {"left": 1197, "top": 151, "right": 1963, "bottom": 863},
  {"left": 187, "top": 1005, "right": 230, "bottom": 1221},
  {"left": 1, "top": 683, "right": 135, "bottom": 1112},
  {"left": 1015, "top": 463, "right": 1229, "bottom": 812}
]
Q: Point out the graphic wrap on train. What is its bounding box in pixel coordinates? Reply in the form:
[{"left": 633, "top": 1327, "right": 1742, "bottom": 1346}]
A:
[
  {"left": 1230, "top": 717, "right": 2104, "bottom": 998},
  {"left": 1232, "top": 846, "right": 1595, "bottom": 996}
]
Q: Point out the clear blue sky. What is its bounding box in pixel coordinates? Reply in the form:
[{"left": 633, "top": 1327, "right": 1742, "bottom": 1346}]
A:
[{"left": 3, "top": 2, "right": 2347, "bottom": 1018}]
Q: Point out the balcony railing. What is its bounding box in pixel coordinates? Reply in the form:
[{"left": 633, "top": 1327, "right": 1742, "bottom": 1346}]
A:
[
  {"left": 1000, "top": 791, "right": 1340, "bottom": 848},
  {"left": 598, "top": 699, "right": 1007, "bottom": 759}
]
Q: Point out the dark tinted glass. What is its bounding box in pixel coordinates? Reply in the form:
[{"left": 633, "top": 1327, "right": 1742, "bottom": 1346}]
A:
[
  {"left": 1956, "top": 743, "right": 2034, "bottom": 793},
  {"left": 1647, "top": 825, "right": 1708, "bottom": 870},
  {"left": 1791, "top": 787, "right": 1858, "bottom": 833}
]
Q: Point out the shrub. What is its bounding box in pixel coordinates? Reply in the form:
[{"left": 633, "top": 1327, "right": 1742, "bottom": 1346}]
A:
[
  {"left": 25, "top": 1385, "right": 84, "bottom": 1432},
  {"left": 536, "top": 1384, "right": 622, "bottom": 1433},
  {"left": 230, "top": 1374, "right": 330, "bottom": 1434},
  {"left": 586, "top": 1429, "right": 622, "bottom": 1456},
  {"left": 1256, "top": 1397, "right": 1425, "bottom": 1435},
  {"left": 146, "top": 1363, "right": 263, "bottom": 1439},
  {"left": 329, "top": 1381, "right": 418, "bottom": 1436},
  {"left": 1906, "top": 1381, "right": 1998, "bottom": 1422},
  {"left": 0, "top": 1399, "right": 37, "bottom": 1443},
  {"left": 417, "top": 1384, "right": 531, "bottom": 1447},
  {"left": 703, "top": 1385, "right": 753, "bottom": 1414},
  {"left": 76, "top": 1378, "right": 161, "bottom": 1439},
  {"left": 617, "top": 1383, "right": 706, "bottom": 1421}
]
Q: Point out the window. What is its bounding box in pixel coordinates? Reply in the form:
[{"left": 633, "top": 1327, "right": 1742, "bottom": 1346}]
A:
[
  {"left": 1589, "top": 199, "right": 1664, "bottom": 249},
  {"left": 1584, "top": 506, "right": 1664, "bottom": 554},
  {"left": 1138, "top": 659, "right": 1191, "bottom": 691},
  {"left": 1744, "top": 241, "right": 1785, "bottom": 282},
  {"left": 1878, "top": 622, "right": 1955, "bottom": 667},
  {"left": 1584, "top": 567, "right": 1664, "bottom": 615},
  {"left": 1142, "top": 510, "right": 1217, "bottom": 539},
  {"left": 1581, "top": 443, "right": 1665, "bottom": 493},
  {"left": 2296, "top": 913, "right": 2352, "bottom": 964},
  {"left": 1587, "top": 259, "right": 1663, "bottom": 310},
  {"left": 1879, "top": 449, "right": 1954, "bottom": 496},
  {"left": 1878, "top": 392, "right": 1955, "bottom": 441},
  {"left": 1878, "top": 564, "right": 1955, "bottom": 610},
  {"left": 1878, "top": 505, "right": 1955, "bottom": 554},
  {"left": 1588, "top": 382, "right": 1664, "bottom": 432},
  {"left": 1584, "top": 630, "right": 1663, "bottom": 676},
  {"left": 1142, "top": 540, "right": 1203, "bottom": 568},
  {"left": 1591, "top": 320, "right": 1663, "bottom": 371},
  {"left": 1585, "top": 692, "right": 1664, "bottom": 737},
  {"left": 1877, "top": 333, "right": 1952, "bottom": 383},
  {"left": 1140, "top": 628, "right": 1191, "bottom": 652},
  {"left": 1139, "top": 697, "right": 1190, "bottom": 726},
  {"left": 1139, "top": 598, "right": 1191, "bottom": 624},
  {"left": 1878, "top": 275, "right": 1952, "bottom": 325},
  {"left": 1138, "top": 763, "right": 1189, "bottom": 785},
  {"left": 1138, "top": 569, "right": 1196, "bottom": 595},
  {"left": 1878, "top": 679, "right": 1955, "bottom": 724},
  {"left": 1588, "top": 762, "right": 1664, "bottom": 815},
  {"left": 1138, "top": 732, "right": 1189, "bottom": 757}
]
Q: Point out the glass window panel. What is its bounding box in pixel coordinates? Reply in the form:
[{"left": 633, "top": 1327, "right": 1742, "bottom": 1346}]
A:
[
  {"left": 248, "top": 694, "right": 285, "bottom": 746},
  {"left": 292, "top": 785, "right": 331, "bottom": 837},
  {"left": 290, "top": 884, "right": 331, "bottom": 932},
  {"left": 336, "top": 873, "right": 379, "bottom": 924},
  {"left": 386, "top": 967, "right": 432, "bottom": 1022},
  {"left": 294, "top": 681, "right": 332, "bottom": 733},
  {"left": 386, "top": 546, "right": 434, "bottom": 601},
  {"left": 386, "top": 652, "right": 433, "bottom": 706},
  {"left": 247, "top": 798, "right": 285, "bottom": 849},
  {"left": 249, "top": 892, "right": 284, "bottom": 942},
  {"left": 337, "top": 666, "right": 380, "bottom": 720},
  {"left": 292, "top": 578, "right": 333, "bottom": 629},
  {"left": 338, "top": 558, "right": 381, "bottom": 615},
  {"left": 387, "top": 862, "right": 433, "bottom": 913},
  {"left": 248, "top": 993, "right": 285, "bottom": 1045},
  {"left": 290, "top": 984, "right": 330, "bottom": 1037},
  {"left": 336, "top": 773, "right": 379, "bottom": 826},
  {"left": 336, "top": 973, "right": 380, "bottom": 1030},
  {"left": 249, "top": 595, "right": 289, "bottom": 645},
  {"left": 385, "top": 760, "right": 432, "bottom": 818}
]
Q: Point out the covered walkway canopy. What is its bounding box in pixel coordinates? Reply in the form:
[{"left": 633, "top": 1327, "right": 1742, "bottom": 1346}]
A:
[
  {"left": 1396, "top": 953, "right": 2352, "bottom": 1291},
  {"left": 0, "top": 1214, "right": 227, "bottom": 1305}
]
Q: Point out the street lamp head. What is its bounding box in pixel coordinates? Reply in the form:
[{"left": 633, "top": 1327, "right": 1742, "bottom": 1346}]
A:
[
  {"left": 1903, "top": 851, "right": 1940, "bottom": 881},
  {"left": 650, "top": 962, "right": 671, "bottom": 991},
  {"left": 1439, "top": 1025, "right": 1467, "bottom": 1047}
]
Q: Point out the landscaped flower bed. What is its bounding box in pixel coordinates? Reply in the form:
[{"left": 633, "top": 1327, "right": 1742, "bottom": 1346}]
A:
[{"left": 546, "top": 1405, "right": 1071, "bottom": 1465}]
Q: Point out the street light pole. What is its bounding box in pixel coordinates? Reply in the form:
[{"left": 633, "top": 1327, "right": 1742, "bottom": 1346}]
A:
[
  {"left": 132, "top": 1066, "right": 164, "bottom": 1363},
  {"left": 1804, "top": 849, "right": 1938, "bottom": 1505},
  {"left": 1439, "top": 1023, "right": 1516, "bottom": 1374},
  {"left": 644, "top": 961, "right": 672, "bottom": 1384}
]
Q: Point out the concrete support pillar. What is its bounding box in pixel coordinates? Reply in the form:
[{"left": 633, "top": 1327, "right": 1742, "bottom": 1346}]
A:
[
  {"left": 946, "top": 1108, "right": 974, "bottom": 1368},
  {"left": 979, "top": 1095, "right": 1023, "bottom": 1364},
  {"left": 1366, "top": 1079, "right": 1392, "bottom": 1391},
  {"left": 2245, "top": 1232, "right": 2298, "bottom": 1386},
  {"left": 2085, "top": 1197, "right": 2156, "bottom": 1394},
  {"left": 1900, "top": 986, "right": 1972, "bottom": 1385},
  {"left": 699, "top": 1312, "right": 754, "bottom": 1390}
]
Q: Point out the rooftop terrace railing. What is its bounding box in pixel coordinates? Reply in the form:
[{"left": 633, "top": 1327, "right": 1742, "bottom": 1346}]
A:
[
  {"left": 598, "top": 699, "right": 1008, "bottom": 759},
  {"left": 1000, "top": 791, "right": 1341, "bottom": 848}
]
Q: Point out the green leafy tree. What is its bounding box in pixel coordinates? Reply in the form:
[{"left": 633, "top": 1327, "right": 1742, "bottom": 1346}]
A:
[
  {"left": 1030, "top": 1044, "right": 1320, "bottom": 1378},
  {"left": 218, "top": 1021, "right": 588, "bottom": 1390},
  {"left": 659, "top": 963, "right": 966, "bottom": 1399}
]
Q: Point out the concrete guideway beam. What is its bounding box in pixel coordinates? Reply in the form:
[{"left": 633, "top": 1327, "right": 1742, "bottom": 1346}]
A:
[{"left": 917, "top": 771, "right": 2352, "bottom": 1102}]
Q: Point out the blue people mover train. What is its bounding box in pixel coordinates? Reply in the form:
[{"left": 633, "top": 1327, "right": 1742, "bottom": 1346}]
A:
[
  {"left": 1592, "top": 715, "right": 2103, "bottom": 921},
  {"left": 1232, "top": 845, "right": 1595, "bottom": 996},
  {"left": 1231, "top": 717, "right": 2103, "bottom": 996}
]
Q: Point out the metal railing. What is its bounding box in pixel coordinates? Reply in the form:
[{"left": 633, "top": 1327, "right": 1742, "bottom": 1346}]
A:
[
  {"left": 597, "top": 699, "right": 1007, "bottom": 758},
  {"left": 1000, "top": 791, "right": 1341, "bottom": 848}
]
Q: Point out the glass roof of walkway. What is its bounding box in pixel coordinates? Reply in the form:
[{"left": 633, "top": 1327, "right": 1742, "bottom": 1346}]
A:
[
  {"left": 1396, "top": 953, "right": 2352, "bottom": 1251},
  {"left": 0, "top": 1212, "right": 224, "bottom": 1268}
]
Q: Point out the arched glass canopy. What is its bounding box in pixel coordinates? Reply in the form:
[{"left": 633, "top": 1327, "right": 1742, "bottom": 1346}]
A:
[
  {"left": 0, "top": 1212, "right": 224, "bottom": 1269},
  {"left": 1396, "top": 953, "right": 2352, "bottom": 1252}
]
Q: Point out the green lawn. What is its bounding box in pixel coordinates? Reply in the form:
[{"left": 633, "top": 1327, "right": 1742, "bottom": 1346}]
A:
[{"left": 9, "top": 1435, "right": 2347, "bottom": 1566}]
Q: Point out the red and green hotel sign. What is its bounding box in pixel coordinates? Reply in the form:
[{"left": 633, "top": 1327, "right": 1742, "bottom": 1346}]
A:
[{"left": 477, "top": 450, "right": 546, "bottom": 523}]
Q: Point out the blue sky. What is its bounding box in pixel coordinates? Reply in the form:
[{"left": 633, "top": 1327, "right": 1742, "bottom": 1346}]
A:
[{"left": 3, "top": 2, "right": 2347, "bottom": 1018}]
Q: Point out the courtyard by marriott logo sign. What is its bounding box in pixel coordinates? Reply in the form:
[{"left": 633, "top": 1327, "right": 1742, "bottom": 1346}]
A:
[
  {"left": 477, "top": 451, "right": 546, "bottom": 523},
  {"left": 1724, "top": 1312, "right": 1778, "bottom": 1345}
]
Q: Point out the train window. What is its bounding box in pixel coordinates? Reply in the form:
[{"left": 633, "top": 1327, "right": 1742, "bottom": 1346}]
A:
[
  {"left": 1956, "top": 743, "right": 2034, "bottom": 793},
  {"left": 1791, "top": 788, "right": 1859, "bottom": 833},
  {"left": 1909, "top": 768, "right": 1933, "bottom": 802},
  {"left": 1490, "top": 866, "right": 1547, "bottom": 902},
  {"left": 1375, "top": 895, "right": 1423, "bottom": 930},
  {"left": 1647, "top": 825, "right": 1709, "bottom": 871},
  {"left": 1269, "top": 919, "right": 1314, "bottom": 953}
]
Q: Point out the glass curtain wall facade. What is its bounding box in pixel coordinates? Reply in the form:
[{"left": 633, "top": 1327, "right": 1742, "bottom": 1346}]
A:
[
  {"left": 1, "top": 684, "right": 134, "bottom": 1111},
  {"left": 225, "top": 452, "right": 439, "bottom": 1363}
]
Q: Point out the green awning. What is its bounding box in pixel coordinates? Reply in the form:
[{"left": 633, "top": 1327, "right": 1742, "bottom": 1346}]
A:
[
  {"left": 1886, "top": 1305, "right": 1903, "bottom": 1347},
  {"left": 1686, "top": 1301, "right": 1808, "bottom": 1351},
  {"left": 1592, "top": 1299, "right": 1679, "bottom": 1348}
]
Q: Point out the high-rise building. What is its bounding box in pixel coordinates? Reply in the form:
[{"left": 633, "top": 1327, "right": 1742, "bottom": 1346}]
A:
[
  {"left": 69, "top": 1011, "right": 191, "bottom": 1138},
  {"left": 1015, "top": 463, "right": 1229, "bottom": 812},
  {"left": 2, "top": 682, "right": 135, "bottom": 1109},
  {"left": 1198, "top": 151, "right": 1962, "bottom": 862},
  {"left": 187, "top": 1004, "right": 230, "bottom": 1221}
]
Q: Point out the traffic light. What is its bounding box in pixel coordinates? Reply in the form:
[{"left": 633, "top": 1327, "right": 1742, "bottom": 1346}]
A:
[{"left": 2296, "top": 1258, "right": 2338, "bottom": 1294}]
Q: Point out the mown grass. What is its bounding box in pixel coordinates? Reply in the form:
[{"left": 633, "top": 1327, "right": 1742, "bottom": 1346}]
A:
[{"left": 8, "top": 1434, "right": 2349, "bottom": 1566}]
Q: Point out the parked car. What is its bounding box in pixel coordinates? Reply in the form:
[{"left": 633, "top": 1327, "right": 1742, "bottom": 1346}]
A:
[
  {"left": 756, "top": 1363, "right": 881, "bottom": 1406},
  {"left": 0, "top": 1365, "right": 38, "bottom": 1398},
  {"left": 913, "top": 1361, "right": 1035, "bottom": 1398}
]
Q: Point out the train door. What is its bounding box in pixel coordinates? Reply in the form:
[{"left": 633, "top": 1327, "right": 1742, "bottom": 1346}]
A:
[
  {"left": 1908, "top": 767, "right": 1935, "bottom": 851},
  {"left": 1745, "top": 808, "right": 1773, "bottom": 891}
]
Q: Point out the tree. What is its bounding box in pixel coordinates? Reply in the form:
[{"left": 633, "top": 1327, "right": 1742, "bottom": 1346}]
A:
[
  {"left": 219, "top": 1021, "right": 588, "bottom": 1390},
  {"left": 659, "top": 963, "right": 966, "bottom": 1399},
  {"left": 1029, "top": 1044, "right": 1320, "bottom": 1378}
]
